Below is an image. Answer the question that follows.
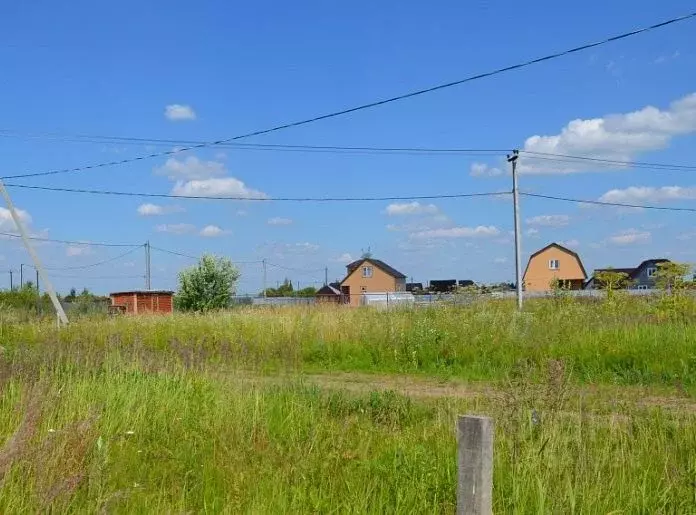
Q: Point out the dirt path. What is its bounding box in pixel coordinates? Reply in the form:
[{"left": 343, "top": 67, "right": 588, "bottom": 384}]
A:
[{"left": 229, "top": 370, "right": 696, "bottom": 413}]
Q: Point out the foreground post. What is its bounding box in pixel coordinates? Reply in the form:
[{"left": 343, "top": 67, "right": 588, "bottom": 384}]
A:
[{"left": 457, "top": 415, "right": 494, "bottom": 515}]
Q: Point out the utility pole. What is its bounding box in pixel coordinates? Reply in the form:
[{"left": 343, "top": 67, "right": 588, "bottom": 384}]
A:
[
  {"left": 145, "top": 241, "right": 151, "bottom": 290},
  {"left": 324, "top": 267, "right": 328, "bottom": 286},
  {"left": 20, "top": 263, "right": 24, "bottom": 288},
  {"left": 508, "top": 150, "right": 523, "bottom": 310},
  {"left": 262, "top": 259, "right": 267, "bottom": 297},
  {"left": 9, "top": 270, "right": 13, "bottom": 291},
  {"left": 0, "top": 181, "right": 68, "bottom": 325},
  {"left": 36, "top": 269, "right": 39, "bottom": 293}
]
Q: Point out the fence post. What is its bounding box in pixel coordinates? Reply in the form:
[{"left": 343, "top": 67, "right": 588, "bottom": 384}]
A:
[{"left": 457, "top": 415, "right": 494, "bottom": 515}]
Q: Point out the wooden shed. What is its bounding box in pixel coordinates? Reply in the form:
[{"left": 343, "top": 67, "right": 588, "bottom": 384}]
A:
[{"left": 110, "top": 290, "right": 174, "bottom": 314}]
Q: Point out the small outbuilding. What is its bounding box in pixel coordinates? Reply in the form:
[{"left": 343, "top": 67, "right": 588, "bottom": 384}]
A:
[
  {"left": 316, "top": 282, "right": 346, "bottom": 304},
  {"left": 110, "top": 290, "right": 174, "bottom": 314}
]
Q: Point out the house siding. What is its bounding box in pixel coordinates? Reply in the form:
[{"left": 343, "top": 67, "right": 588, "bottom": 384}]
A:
[
  {"left": 630, "top": 262, "right": 661, "bottom": 289},
  {"left": 523, "top": 247, "right": 586, "bottom": 292},
  {"left": 341, "top": 261, "right": 401, "bottom": 306}
]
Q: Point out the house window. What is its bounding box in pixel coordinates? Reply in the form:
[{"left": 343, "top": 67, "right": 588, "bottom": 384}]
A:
[
  {"left": 646, "top": 267, "right": 657, "bottom": 278},
  {"left": 637, "top": 284, "right": 649, "bottom": 290},
  {"left": 548, "top": 259, "right": 560, "bottom": 270},
  {"left": 362, "top": 266, "right": 373, "bottom": 278}
]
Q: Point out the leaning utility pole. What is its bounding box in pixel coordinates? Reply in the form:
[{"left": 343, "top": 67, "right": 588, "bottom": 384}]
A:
[
  {"left": 145, "top": 240, "right": 151, "bottom": 290},
  {"left": 508, "top": 150, "right": 523, "bottom": 310},
  {"left": 262, "top": 259, "right": 267, "bottom": 297},
  {"left": 0, "top": 180, "right": 68, "bottom": 325}
]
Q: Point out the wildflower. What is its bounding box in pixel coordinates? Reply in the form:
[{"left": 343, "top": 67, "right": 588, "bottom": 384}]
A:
[
  {"left": 125, "top": 430, "right": 135, "bottom": 435},
  {"left": 48, "top": 428, "right": 56, "bottom": 433}
]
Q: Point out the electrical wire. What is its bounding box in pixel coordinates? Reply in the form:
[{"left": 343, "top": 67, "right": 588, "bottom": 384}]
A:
[
  {"left": 43, "top": 245, "right": 144, "bottom": 271},
  {"left": 46, "top": 273, "right": 145, "bottom": 279},
  {"left": 520, "top": 192, "right": 696, "bottom": 212},
  {"left": 267, "top": 262, "right": 326, "bottom": 274},
  {"left": 0, "top": 131, "right": 507, "bottom": 156},
  {"left": 0, "top": 231, "right": 138, "bottom": 247},
  {"left": 519, "top": 152, "right": 696, "bottom": 172},
  {"left": 2, "top": 183, "right": 510, "bottom": 202},
  {"left": 3, "top": 11, "right": 693, "bottom": 181},
  {"left": 149, "top": 245, "right": 262, "bottom": 264}
]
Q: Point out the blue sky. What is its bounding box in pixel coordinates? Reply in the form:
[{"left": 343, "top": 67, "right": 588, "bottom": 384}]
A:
[{"left": 1, "top": 1, "right": 695, "bottom": 294}]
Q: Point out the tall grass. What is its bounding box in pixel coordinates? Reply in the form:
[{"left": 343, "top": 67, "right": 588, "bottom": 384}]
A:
[
  {"left": 2, "top": 297, "right": 695, "bottom": 388},
  {"left": 0, "top": 297, "right": 694, "bottom": 511}
]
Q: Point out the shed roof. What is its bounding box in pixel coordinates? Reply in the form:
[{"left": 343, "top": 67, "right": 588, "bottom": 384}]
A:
[{"left": 110, "top": 290, "right": 174, "bottom": 296}]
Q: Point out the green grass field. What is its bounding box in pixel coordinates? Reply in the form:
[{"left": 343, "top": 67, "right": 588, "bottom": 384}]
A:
[{"left": 0, "top": 297, "right": 695, "bottom": 512}]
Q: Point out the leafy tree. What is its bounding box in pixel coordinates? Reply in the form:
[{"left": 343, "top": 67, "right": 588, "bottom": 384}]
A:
[
  {"left": 655, "top": 262, "right": 692, "bottom": 291},
  {"left": 594, "top": 270, "right": 631, "bottom": 297},
  {"left": 176, "top": 254, "right": 240, "bottom": 312},
  {"left": 295, "top": 286, "right": 317, "bottom": 297}
]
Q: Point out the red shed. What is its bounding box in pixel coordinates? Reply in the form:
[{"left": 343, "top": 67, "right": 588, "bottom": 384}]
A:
[{"left": 109, "top": 290, "right": 174, "bottom": 314}]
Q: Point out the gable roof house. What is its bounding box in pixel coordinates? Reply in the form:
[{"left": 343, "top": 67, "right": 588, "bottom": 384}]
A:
[
  {"left": 339, "top": 258, "right": 407, "bottom": 306},
  {"left": 585, "top": 259, "right": 670, "bottom": 290},
  {"left": 316, "top": 282, "right": 345, "bottom": 304},
  {"left": 522, "top": 243, "right": 588, "bottom": 292}
]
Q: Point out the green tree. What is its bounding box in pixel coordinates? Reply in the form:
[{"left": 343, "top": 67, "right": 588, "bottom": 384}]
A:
[
  {"left": 176, "top": 254, "right": 240, "bottom": 312},
  {"left": 594, "top": 269, "right": 631, "bottom": 298},
  {"left": 655, "top": 262, "right": 692, "bottom": 291}
]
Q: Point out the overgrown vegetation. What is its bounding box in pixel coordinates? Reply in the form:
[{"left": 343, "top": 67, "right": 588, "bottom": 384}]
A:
[
  {"left": 0, "top": 296, "right": 694, "bottom": 511},
  {"left": 175, "top": 254, "right": 240, "bottom": 312}
]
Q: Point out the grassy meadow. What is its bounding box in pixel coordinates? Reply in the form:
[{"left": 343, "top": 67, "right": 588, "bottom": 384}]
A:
[{"left": 0, "top": 295, "right": 695, "bottom": 512}]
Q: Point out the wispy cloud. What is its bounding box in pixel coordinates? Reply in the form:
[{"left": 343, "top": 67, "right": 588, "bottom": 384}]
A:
[
  {"left": 599, "top": 186, "right": 696, "bottom": 204},
  {"left": 171, "top": 177, "right": 267, "bottom": 199},
  {"left": 332, "top": 253, "right": 354, "bottom": 264},
  {"left": 385, "top": 202, "right": 439, "bottom": 216},
  {"left": 200, "top": 225, "right": 227, "bottom": 237},
  {"left": 164, "top": 104, "right": 196, "bottom": 121},
  {"left": 608, "top": 229, "right": 650, "bottom": 245},
  {"left": 526, "top": 214, "right": 570, "bottom": 227},
  {"left": 410, "top": 225, "right": 499, "bottom": 239},
  {"left": 470, "top": 163, "right": 504, "bottom": 177},
  {"left": 267, "top": 217, "right": 293, "bottom": 226},
  {"left": 154, "top": 156, "right": 226, "bottom": 181},
  {"left": 136, "top": 203, "right": 184, "bottom": 216},
  {"left": 155, "top": 223, "right": 196, "bottom": 235}
]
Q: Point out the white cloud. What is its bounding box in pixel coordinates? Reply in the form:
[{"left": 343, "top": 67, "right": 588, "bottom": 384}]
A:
[
  {"left": 155, "top": 156, "right": 226, "bottom": 181},
  {"left": 66, "top": 244, "right": 93, "bottom": 257},
  {"left": 385, "top": 202, "right": 439, "bottom": 216},
  {"left": 164, "top": 104, "right": 196, "bottom": 121},
  {"left": 332, "top": 253, "right": 354, "bottom": 264},
  {"left": 470, "top": 162, "right": 504, "bottom": 177},
  {"left": 559, "top": 239, "right": 580, "bottom": 248},
  {"left": 136, "top": 203, "right": 183, "bottom": 216},
  {"left": 155, "top": 223, "right": 196, "bottom": 235},
  {"left": 494, "top": 257, "right": 508, "bottom": 264},
  {"left": 200, "top": 225, "right": 227, "bottom": 237},
  {"left": 608, "top": 229, "right": 651, "bottom": 245},
  {"left": 410, "top": 225, "right": 500, "bottom": 239},
  {"left": 515, "top": 92, "right": 696, "bottom": 174},
  {"left": 0, "top": 207, "right": 32, "bottom": 231},
  {"left": 525, "top": 228, "right": 540, "bottom": 237},
  {"left": 236, "top": 210, "right": 248, "bottom": 217},
  {"left": 598, "top": 186, "right": 696, "bottom": 204},
  {"left": 171, "top": 177, "right": 267, "bottom": 199},
  {"left": 267, "top": 217, "right": 293, "bottom": 226},
  {"left": 526, "top": 214, "right": 570, "bottom": 227}
]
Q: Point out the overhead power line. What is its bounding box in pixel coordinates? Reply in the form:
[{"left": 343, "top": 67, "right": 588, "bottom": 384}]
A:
[
  {"left": 0, "top": 230, "right": 138, "bottom": 247},
  {"left": 3, "top": 11, "right": 694, "bottom": 181},
  {"left": 4, "top": 183, "right": 509, "bottom": 202},
  {"left": 43, "top": 245, "right": 144, "bottom": 271},
  {"left": 0, "top": 131, "right": 507, "bottom": 156},
  {"left": 521, "top": 192, "right": 696, "bottom": 212},
  {"left": 520, "top": 152, "right": 696, "bottom": 172},
  {"left": 149, "top": 245, "right": 262, "bottom": 264}
]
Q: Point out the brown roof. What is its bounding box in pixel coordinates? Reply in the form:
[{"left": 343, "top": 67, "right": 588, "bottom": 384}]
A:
[
  {"left": 523, "top": 242, "right": 588, "bottom": 280},
  {"left": 344, "top": 258, "right": 407, "bottom": 280},
  {"left": 110, "top": 290, "right": 174, "bottom": 296}
]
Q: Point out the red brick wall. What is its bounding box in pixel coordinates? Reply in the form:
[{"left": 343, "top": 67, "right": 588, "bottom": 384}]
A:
[{"left": 111, "top": 293, "right": 173, "bottom": 314}]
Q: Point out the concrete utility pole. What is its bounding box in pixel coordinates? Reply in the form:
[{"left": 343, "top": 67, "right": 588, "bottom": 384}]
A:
[
  {"left": 9, "top": 270, "right": 13, "bottom": 291},
  {"left": 145, "top": 241, "right": 151, "bottom": 290},
  {"left": 262, "top": 259, "right": 267, "bottom": 297},
  {"left": 20, "top": 263, "right": 25, "bottom": 288},
  {"left": 508, "top": 150, "right": 523, "bottom": 310},
  {"left": 0, "top": 180, "right": 68, "bottom": 325},
  {"left": 324, "top": 267, "right": 328, "bottom": 286},
  {"left": 36, "top": 269, "right": 39, "bottom": 293}
]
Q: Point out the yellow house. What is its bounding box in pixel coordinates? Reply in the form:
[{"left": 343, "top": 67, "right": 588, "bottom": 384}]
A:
[
  {"left": 339, "top": 258, "right": 407, "bottom": 306},
  {"left": 523, "top": 243, "right": 587, "bottom": 292}
]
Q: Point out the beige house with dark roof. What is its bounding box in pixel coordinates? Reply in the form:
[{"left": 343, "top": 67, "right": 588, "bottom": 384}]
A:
[
  {"left": 523, "top": 243, "right": 587, "bottom": 292},
  {"left": 339, "top": 258, "right": 406, "bottom": 306}
]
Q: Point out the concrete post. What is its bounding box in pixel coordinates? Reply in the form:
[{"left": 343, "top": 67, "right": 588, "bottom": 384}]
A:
[{"left": 457, "top": 415, "right": 494, "bottom": 515}]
